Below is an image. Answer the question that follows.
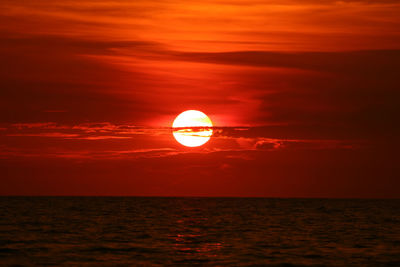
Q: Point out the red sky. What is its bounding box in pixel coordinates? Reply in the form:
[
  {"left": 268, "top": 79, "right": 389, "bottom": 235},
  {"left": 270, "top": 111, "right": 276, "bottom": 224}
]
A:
[{"left": 1, "top": 0, "right": 399, "bottom": 197}]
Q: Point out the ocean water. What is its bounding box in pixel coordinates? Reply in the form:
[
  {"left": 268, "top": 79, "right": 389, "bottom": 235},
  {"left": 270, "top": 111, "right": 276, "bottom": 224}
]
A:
[{"left": 0, "top": 197, "right": 399, "bottom": 266}]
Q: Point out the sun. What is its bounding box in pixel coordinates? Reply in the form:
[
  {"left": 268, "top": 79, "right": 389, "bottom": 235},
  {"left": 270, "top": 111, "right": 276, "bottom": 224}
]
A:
[{"left": 172, "top": 110, "right": 213, "bottom": 147}]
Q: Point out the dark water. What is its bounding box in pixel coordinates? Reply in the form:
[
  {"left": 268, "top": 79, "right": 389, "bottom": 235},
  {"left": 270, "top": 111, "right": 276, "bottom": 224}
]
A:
[{"left": 0, "top": 197, "right": 399, "bottom": 266}]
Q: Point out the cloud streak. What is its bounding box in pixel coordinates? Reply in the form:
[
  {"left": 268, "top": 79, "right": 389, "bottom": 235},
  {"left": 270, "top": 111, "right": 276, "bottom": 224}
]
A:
[{"left": 0, "top": 122, "right": 370, "bottom": 161}]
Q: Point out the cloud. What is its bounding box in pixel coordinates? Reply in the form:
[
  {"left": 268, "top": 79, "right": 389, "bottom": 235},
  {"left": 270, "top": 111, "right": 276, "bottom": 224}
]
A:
[
  {"left": 1, "top": 20, "right": 399, "bottom": 137},
  {"left": 7, "top": 133, "right": 80, "bottom": 138},
  {"left": 0, "top": 122, "right": 370, "bottom": 162},
  {"left": 173, "top": 50, "right": 400, "bottom": 75},
  {"left": 7, "top": 122, "right": 170, "bottom": 138}
]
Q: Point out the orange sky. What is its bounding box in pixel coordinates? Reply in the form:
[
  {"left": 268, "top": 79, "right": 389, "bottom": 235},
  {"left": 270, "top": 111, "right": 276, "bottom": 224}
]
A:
[{"left": 0, "top": 0, "right": 399, "bottom": 197}]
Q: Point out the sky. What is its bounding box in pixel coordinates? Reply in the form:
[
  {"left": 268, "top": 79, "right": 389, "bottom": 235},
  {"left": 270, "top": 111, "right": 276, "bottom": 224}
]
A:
[{"left": 0, "top": 0, "right": 399, "bottom": 197}]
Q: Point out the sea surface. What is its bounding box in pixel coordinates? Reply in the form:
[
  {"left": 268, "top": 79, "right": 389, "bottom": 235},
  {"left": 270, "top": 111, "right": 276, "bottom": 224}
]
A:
[{"left": 0, "top": 197, "right": 399, "bottom": 266}]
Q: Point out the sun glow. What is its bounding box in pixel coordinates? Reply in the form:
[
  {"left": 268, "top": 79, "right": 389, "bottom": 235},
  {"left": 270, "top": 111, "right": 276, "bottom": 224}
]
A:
[{"left": 172, "top": 110, "right": 213, "bottom": 147}]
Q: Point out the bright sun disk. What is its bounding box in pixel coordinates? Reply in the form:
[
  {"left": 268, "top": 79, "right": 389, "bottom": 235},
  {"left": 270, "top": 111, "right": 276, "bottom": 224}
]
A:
[{"left": 172, "top": 110, "right": 213, "bottom": 147}]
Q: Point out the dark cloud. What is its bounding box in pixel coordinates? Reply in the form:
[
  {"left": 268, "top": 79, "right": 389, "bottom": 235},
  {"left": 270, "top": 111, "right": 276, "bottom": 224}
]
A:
[
  {"left": 0, "top": 33, "right": 171, "bottom": 124},
  {"left": 168, "top": 50, "right": 400, "bottom": 139},
  {"left": 1, "top": 32, "right": 399, "bottom": 144},
  {"left": 175, "top": 50, "right": 400, "bottom": 76}
]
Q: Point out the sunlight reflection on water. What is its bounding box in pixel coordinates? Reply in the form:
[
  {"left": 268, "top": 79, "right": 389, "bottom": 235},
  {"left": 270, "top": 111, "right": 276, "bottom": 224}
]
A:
[{"left": 0, "top": 197, "right": 399, "bottom": 266}]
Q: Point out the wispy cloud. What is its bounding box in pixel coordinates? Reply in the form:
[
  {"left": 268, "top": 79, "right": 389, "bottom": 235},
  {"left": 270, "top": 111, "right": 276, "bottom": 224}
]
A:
[
  {"left": 0, "top": 122, "right": 369, "bottom": 161},
  {"left": 7, "top": 133, "right": 80, "bottom": 138}
]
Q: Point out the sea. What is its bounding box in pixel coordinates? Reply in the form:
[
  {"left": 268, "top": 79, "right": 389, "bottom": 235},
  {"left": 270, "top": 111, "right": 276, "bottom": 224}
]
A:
[{"left": 0, "top": 197, "right": 399, "bottom": 266}]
